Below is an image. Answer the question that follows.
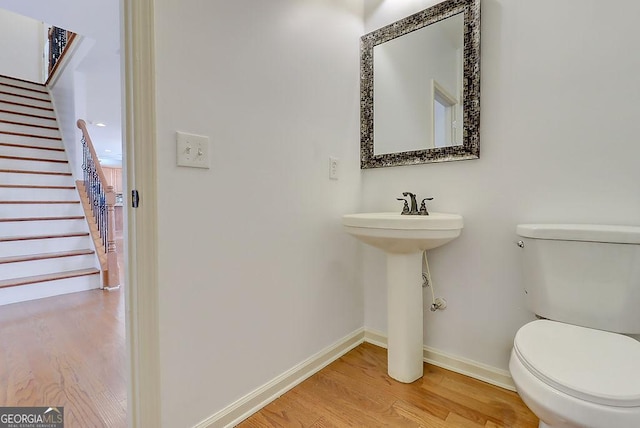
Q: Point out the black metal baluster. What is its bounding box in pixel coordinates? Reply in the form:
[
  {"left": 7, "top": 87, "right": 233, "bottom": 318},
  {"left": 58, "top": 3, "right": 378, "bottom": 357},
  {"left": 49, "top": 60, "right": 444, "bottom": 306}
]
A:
[
  {"left": 48, "top": 26, "right": 74, "bottom": 77},
  {"left": 81, "top": 134, "right": 108, "bottom": 254}
]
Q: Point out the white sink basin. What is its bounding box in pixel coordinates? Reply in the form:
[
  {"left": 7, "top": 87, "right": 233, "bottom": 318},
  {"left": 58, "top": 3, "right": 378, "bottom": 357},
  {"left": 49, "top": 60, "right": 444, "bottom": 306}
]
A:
[
  {"left": 342, "top": 212, "right": 464, "bottom": 253},
  {"left": 342, "top": 211, "right": 464, "bottom": 383}
]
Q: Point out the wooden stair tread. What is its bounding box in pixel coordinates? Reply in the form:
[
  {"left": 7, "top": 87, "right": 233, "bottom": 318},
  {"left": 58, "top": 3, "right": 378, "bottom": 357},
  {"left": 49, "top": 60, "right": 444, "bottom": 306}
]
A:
[
  {"left": 0, "top": 142, "right": 65, "bottom": 152},
  {"left": 0, "top": 81, "right": 49, "bottom": 95},
  {"left": 0, "top": 90, "right": 50, "bottom": 103},
  {"left": 0, "top": 99, "right": 54, "bottom": 111},
  {"left": 0, "top": 119, "right": 58, "bottom": 130},
  {"left": 0, "top": 109, "right": 57, "bottom": 121},
  {"left": 0, "top": 201, "right": 80, "bottom": 204},
  {"left": 0, "top": 268, "right": 100, "bottom": 289},
  {"left": 0, "top": 249, "right": 95, "bottom": 265},
  {"left": 0, "top": 155, "right": 67, "bottom": 163},
  {"left": 0, "top": 76, "right": 109, "bottom": 293},
  {"left": 0, "top": 184, "right": 75, "bottom": 190},
  {"left": 0, "top": 169, "right": 71, "bottom": 176},
  {"left": 0, "top": 130, "right": 61, "bottom": 140},
  {"left": 0, "top": 75, "right": 47, "bottom": 91},
  {"left": 0, "top": 216, "right": 84, "bottom": 222},
  {"left": 0, "top": 232, "right": 89, "bottom": 242}
]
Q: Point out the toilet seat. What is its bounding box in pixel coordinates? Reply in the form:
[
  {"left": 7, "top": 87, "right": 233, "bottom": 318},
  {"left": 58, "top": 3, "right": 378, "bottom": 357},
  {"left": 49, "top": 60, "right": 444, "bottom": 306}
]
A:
[{"left": 513, "top": 320, "right": 640, "bottom": 408}]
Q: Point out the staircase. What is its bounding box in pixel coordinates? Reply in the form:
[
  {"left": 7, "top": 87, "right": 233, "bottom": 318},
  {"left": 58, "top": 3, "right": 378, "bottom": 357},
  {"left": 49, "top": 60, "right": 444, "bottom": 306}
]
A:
[{"left": 0, "top": 74, "right": 101, "bottom": 306}]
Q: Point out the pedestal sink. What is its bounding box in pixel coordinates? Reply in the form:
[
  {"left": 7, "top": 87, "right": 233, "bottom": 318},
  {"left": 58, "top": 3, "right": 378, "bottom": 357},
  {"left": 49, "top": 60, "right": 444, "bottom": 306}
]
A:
[{"left": 342, "top": 212, "right": 463, "bottom": 383}]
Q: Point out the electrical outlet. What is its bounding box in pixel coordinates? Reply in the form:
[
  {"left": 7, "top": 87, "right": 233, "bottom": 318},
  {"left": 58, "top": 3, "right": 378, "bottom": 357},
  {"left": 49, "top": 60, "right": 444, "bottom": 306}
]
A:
[
  {"left": 176, "top": 131, "right": 210, "bottom": 169},
  {"left": 329, "top": 156, "right": 339, "bottom": 180}
]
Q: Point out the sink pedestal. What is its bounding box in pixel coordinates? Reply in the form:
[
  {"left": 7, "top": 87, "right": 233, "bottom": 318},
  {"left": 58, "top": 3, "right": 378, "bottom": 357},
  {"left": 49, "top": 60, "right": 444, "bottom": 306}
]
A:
[
  {"left": 342, "top": 212, "right": 463, "bottom": 384},
  {"left": 386, "top": 252, "right": 424, "bottom": 383}
]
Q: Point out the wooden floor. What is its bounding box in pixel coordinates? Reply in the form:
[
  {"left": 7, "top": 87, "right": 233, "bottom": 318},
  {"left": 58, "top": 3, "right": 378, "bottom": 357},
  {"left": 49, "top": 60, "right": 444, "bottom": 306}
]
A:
[
  {"left": 239, "top": 342, "right": 538, "bottom": 428},
  {"left": 0, "top": 233, "right": 537, "bottom": 428},
  {"left": 0, "top": 237, "right": 127, "bottom": 427},
  {"left": 0, "top": 286, "right": 126, "bottom": 427}
]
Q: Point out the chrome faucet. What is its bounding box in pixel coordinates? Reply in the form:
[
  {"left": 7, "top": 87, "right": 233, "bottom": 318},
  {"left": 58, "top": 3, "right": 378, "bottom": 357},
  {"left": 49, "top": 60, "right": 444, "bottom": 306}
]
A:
[
  {"left": 399, "top": 192, "right": 433, "bottom": 215},
  {"left": 402, "top": 192, "right": 418, "bottom": 214}
]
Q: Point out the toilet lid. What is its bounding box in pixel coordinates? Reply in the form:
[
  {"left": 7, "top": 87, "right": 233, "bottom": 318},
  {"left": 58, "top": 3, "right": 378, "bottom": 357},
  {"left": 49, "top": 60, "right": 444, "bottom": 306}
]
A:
[{"left": 513, "top": 320, "right": 640, "bottom": 407}]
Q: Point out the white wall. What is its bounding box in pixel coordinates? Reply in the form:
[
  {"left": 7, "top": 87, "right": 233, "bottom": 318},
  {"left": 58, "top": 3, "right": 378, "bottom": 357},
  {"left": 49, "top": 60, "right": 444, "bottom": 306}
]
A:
[
  {"left": 0, "top": 9, "right": 43, "bottom": 82},
  {"left": 153, "top": 1, "right": 363, "bottom": 426},
  {"left": 82, "top": 61, "right": 123, "bottom": 167},
  {"left": 363, "top": 0, "right": 640, "bottom": 373},
  {"left": 49, "top": 38, "right": 96, "bottom": 180}
]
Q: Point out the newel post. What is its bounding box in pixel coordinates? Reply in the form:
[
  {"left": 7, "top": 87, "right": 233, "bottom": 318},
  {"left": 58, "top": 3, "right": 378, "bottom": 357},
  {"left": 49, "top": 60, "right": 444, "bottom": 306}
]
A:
[{"left": 105, "top": 185, "right": 119, "bottom": 288}]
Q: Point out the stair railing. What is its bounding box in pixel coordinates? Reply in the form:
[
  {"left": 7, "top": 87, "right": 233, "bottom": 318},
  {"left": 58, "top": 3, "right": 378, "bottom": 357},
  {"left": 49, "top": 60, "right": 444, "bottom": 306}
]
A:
[
  {"left": 45, "top": 26, "right": 77, "bottom": 85},
  {"left": 77, "top": 119, "right": 119, "bottom": 288}
]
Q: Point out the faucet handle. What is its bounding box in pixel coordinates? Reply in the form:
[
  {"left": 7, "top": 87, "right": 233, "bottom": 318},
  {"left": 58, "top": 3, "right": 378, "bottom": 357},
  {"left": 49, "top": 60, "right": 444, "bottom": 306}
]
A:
[
  {"left": 419, "top": 197, "right": 434, "bottom": 215},
  {"left": 396, "top": 198, "right": 410, "bottom": 215}
]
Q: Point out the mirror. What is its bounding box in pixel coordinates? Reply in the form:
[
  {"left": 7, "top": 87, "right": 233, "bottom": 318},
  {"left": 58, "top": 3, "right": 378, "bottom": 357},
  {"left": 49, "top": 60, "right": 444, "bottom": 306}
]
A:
[{"left": 361, "top": 0, "right": 480, "bottom": 168}]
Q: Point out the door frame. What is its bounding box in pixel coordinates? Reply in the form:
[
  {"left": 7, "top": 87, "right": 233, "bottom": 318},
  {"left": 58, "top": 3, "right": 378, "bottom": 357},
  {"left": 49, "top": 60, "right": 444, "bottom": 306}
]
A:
[{"left": 122, "top": 0, "right": 160, "bottom": 426}]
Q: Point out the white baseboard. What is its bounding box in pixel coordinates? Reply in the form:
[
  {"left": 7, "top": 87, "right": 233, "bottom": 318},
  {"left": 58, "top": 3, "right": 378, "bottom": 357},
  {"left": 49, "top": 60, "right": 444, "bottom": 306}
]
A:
[
  {"left": 194, "top": 328, "right": 365, "bottom": 428},
  {"left": 363, "top": 328, "right": 387, "bottom": 349},
  {"left": 364, "top": 328, "right": 515, "bottom": 391},
  {"left": 194, "top": 327, "right": 514, "bottom": 428}
]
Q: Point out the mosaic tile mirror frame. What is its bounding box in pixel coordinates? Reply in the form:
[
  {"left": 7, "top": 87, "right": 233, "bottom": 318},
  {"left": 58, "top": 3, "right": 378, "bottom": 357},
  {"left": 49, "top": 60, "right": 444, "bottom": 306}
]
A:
[{"left": 360, "top": 0, "right": 481, "bottom": 169}]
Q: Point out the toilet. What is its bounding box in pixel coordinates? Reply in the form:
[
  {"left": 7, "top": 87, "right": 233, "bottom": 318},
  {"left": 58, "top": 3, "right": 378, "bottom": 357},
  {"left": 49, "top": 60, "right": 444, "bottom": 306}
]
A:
[{"left": 509, "top": 224, "right": 640, "bottom": 428}]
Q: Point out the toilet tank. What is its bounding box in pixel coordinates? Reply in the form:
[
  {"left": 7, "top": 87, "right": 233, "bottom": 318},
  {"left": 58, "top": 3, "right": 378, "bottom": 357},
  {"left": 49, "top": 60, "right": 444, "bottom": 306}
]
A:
[{"left": 516, "top": 224, "right": 640, "bottom": 334}]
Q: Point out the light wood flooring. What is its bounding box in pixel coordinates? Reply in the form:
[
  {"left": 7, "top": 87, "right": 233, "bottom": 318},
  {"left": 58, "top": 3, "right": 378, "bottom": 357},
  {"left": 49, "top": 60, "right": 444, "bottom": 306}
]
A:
[
  {"left": 0, "top": 238, "right": 127, "bottom": 427},
  {"left": 0, "top": 284, "right": 126, "bottom": 427},
  {"left": 239, "top": 342, "right": 538, "bottom": 428},
  {"left": 0, "top": 235, "right": 537, "bottom": 428}
]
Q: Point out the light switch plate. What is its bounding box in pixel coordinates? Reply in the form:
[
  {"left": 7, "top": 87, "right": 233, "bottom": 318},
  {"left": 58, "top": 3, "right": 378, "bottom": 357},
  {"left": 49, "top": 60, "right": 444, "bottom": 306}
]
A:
[{"left": 176, "top": 131, "right": 210, "bottom": 169}]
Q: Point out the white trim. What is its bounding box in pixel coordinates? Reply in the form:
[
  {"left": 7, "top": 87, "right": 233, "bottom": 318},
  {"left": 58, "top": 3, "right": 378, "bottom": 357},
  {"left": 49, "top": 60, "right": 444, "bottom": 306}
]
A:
[
  {"left": 423, "top": 346, "right": 515, "bottom": 391},
  {"left": 364, "top": 328, "right": 516, "bottom": 391},
  {"left": 190, "top": 327, "right": 514, "bottom": 428},
  {"left": 122, "top": 0, "right": 161, "bottom": 427},
  {"left": 432, "top": 79, "right": 458, "bottom": 106},
  {"left": 194, "top": 329, "right": 366, "bottom": 428},
  {"left": 431, "top": 79, "right": 459, "bottom": 149},
  {"left": 363, "top": 328, "right": 387, "bottom": 349}
]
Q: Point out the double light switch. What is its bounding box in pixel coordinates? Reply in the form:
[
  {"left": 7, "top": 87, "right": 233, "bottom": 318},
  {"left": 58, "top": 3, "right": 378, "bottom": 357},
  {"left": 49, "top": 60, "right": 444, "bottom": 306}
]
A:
[{"left": 176, "top": 131, "right": 210, "bottom": 169}]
